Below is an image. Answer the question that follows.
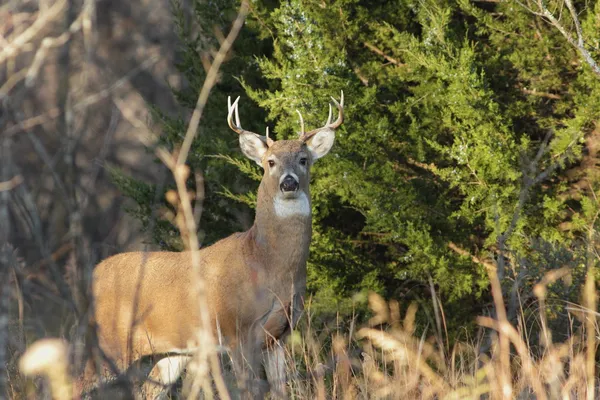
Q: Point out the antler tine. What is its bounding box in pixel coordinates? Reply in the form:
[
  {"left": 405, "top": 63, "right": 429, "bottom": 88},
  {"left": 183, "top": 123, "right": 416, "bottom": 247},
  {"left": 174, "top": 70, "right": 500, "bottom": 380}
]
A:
[
  {"left": 301, "top": 90, "right": 344, "bottom": 141},
  {"left": 234, "top": 98, "right": 242, "bottom": 128},
  {"left": 265, "top": 126, "right": 274, "bottom": 146},
  {"left": 296, "top": 110, "right": 305, "bottom": 137},
  {"left": 227, "top": 96, "right": 243, "bottom": 133},
  {"left": 326, "top": 103, "right": 333, "bottom": 125}
]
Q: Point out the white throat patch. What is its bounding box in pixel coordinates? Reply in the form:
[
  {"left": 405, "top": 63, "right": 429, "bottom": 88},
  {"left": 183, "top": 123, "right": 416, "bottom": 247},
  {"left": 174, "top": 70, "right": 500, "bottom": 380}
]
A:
[{"left": 273, "top": 192, "right": 311, "bottom": 218}]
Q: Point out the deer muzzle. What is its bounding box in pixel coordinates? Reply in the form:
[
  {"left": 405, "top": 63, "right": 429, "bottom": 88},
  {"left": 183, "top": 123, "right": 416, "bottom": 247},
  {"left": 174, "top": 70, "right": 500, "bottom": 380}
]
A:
[{"left": 280, "top": 175, "right": 299, "bottom": 193}]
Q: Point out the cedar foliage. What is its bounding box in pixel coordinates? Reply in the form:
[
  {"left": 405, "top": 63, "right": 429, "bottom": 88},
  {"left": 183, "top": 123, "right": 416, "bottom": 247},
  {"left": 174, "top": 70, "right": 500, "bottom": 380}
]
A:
[{"left": 115, "top": 0, "right": 600, "bottom": 333}]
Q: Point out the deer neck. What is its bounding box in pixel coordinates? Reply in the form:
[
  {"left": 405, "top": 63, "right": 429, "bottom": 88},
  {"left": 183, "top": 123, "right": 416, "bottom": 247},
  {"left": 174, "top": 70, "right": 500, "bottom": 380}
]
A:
[{"left": 249, "top": 181, "right": 312, "bottom": 274}]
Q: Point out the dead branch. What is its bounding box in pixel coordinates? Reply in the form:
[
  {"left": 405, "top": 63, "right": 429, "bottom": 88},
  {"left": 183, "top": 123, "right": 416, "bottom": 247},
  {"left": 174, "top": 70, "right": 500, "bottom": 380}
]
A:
[
  {"left": 0, "top": 0, "right": 68, "bottom": 64},
  {"left": 447, "top": 241, "right": 495, "bottom": 269},
  {"left": 521, "top": 0, "right": 600, "bottom": 77},
  {"left": 364, "top": 42, "right": 406, "bottom": 66}
]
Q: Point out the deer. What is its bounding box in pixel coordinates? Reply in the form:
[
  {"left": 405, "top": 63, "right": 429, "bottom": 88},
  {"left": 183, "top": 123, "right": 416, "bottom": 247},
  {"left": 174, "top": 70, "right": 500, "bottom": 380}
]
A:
[{"left": 82, "top": 92, "right": 344, "bottom": 399}]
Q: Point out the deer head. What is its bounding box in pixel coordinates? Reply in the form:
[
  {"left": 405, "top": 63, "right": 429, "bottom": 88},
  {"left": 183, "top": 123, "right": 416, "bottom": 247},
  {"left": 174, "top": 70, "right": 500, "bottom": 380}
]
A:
[{"left": 227, "top": 92, "right": 343, "bottom": 217}]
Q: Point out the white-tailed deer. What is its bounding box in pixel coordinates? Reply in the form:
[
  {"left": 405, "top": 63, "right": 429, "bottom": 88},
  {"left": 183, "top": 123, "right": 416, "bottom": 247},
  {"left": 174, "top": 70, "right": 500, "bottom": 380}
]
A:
[{"left": 84, "top": 93, "right": 344, "bottom": 398}]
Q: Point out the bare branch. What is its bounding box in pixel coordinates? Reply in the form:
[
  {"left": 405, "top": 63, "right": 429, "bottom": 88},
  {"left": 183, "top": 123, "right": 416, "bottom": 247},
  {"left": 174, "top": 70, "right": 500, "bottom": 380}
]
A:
[
  {"left": 520, "top": 88, "right": 562, "bottom": 99},
  {"left": 564, "top": 0, "right": 583, "bottom": 47},
  {"left": 25, "top": 9, "right": 87, "bottom": 87},
  {"left": 0, "top": 0, "right": 68, "bottom": 64},
  {"left": 524, "top": 0, "right": 600, "bottom": 76},
  {"left": 447, "top": 241, "right": 495, "bottom": 269},
  {"left": 364, "top": 42, "right": 405, "bottom": 66}
]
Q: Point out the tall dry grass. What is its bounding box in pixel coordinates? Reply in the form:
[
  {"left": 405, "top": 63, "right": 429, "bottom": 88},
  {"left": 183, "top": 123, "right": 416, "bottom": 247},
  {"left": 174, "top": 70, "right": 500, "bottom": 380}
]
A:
[
  {"left": 15, "top": 259, "right": 598, "bottom": 399},
  {"left": 252, "top": 263, "right": 593, "bottom": 400}
]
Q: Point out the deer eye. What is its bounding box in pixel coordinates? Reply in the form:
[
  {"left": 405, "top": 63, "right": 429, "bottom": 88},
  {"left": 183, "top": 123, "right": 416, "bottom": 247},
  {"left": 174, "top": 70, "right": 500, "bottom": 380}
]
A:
[
  {"left": 268, "top": 160, "right": 275, "bottom": 168},
  {"left": 299, "top": 158, "right": 307, "bottom": 166}
]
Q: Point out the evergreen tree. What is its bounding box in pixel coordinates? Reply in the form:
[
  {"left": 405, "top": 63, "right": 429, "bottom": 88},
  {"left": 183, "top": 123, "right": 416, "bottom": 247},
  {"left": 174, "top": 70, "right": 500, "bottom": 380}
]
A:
[{"left": 115, "top": 0, "right": 600, "bottom": 332}]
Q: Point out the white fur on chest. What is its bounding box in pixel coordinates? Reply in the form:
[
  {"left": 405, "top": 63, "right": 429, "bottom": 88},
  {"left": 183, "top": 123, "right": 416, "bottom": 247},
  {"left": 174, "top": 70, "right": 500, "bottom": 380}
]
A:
[{"left": 273, "top": 192, "right": 311, "bottom": 218}]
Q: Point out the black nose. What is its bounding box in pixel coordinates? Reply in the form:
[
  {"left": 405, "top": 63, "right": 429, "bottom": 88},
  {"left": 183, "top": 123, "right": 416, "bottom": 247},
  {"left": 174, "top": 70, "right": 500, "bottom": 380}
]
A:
[{"left": 280, "top": 175, "right": 299, "bottom": 192}]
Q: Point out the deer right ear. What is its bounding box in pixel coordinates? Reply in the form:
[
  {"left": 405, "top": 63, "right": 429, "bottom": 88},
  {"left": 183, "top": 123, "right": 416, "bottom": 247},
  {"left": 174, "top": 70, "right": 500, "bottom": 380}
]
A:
[{"left": 240, "top": 133, "right": 268, "bottom": 166}]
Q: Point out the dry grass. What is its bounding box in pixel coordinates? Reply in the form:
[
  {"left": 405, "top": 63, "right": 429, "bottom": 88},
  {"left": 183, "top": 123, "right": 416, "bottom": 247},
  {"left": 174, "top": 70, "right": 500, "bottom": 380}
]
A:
[
  {"left": 273, "top": 272, "right": 597, "bottom": 400},
  {"left": 12, "top": 260, "right": 598, "bottom": 399}
]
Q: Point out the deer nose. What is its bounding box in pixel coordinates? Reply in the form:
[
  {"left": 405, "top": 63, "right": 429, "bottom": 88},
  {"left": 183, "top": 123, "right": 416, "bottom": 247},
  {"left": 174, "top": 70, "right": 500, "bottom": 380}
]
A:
[{"left": 280, "top": 175, "right": 299, "bottom": 192}]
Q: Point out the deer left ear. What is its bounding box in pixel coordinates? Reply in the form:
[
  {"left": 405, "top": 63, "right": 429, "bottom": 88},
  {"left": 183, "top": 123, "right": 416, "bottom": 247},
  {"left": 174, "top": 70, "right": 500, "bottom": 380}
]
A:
[{"left": 306, "top": 129, "right": 335, "bottom": 161}]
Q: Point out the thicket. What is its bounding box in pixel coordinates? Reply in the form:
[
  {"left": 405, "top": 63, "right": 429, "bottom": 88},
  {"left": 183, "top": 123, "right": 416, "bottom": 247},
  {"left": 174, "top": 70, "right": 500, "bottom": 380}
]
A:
[{"left": 116, "top": 0, "right": 600, "bottom": 337}]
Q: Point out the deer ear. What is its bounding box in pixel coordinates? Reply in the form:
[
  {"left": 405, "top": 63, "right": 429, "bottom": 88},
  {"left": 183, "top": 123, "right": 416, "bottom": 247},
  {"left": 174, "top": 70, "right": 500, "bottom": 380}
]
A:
[
  {"left": 306, "top": 129, "right": 335, "bottom": 161},
  {"left": 240, "top": 133, "right": 268, "bottom": 165}
]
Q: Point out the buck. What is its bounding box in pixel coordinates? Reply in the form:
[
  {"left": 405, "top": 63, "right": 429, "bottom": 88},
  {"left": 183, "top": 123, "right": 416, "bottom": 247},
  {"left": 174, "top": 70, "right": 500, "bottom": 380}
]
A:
[{"left": 84, "top": 92, "right": 344, "bottom": 398}]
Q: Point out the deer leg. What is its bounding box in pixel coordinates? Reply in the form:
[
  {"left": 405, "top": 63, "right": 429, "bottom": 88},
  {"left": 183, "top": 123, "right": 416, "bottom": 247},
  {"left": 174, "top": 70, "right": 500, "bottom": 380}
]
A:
[
  {"left": 141, "top": 355, "right": 190, "bottom": 400},
  {"left": 251, "top": 304, "right": 290, "bottom": 399},
  {"left": 263, "top": 343, "right": 287, "bottom": 398},
  {"left": 77, "top": 354, "right": 118, "bottom": 393},
  {"left": 75, "top": 358, "right": 98, "bottom": 396},
  {"left": 230, "top": 340, "right": 269, "bottom": 400}
]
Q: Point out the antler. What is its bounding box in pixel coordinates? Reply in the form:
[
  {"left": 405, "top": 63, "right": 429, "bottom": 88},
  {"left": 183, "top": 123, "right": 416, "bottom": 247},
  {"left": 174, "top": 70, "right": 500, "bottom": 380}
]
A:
[
  {"left": 299, "top": 91, "right": 344, "bottom": 142},
  {"left": 227, "top": 96, "right": 274, "bottom": 147},
  {"left": 296, "top": 110, "right": 305, "bottom": 136}
]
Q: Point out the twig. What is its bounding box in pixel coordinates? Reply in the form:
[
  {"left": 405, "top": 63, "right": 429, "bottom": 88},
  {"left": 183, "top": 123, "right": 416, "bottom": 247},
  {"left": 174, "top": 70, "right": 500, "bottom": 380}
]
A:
[
  {"left": 0, "top": 0, "right": 68, "bottom": 64},
  {"left": 527, "top": 0, "right": 600, "bottom": 76},
  {"left": 0, "top": 68, "right": 27, "bottom": 98},
  {"left": 25, "top": 8, "right": 87, "bottom": 87},
  {"left": 405, "top": 157, "right": 440, "bottom": 175},
  {"left": 0, "top": 175, "right": 23, "bottom": 192},
  {"left": 447, "top": 242, "right": 495, "bottom": 269},
  {"left": 520, "top": 88, "right": 562, "bottom": 99},
  {"left": 564, "top": 0, "right": 583, "bottom": 47},
  {"left": 363, "top": 42, "right": 405, "bottom": 66}
]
